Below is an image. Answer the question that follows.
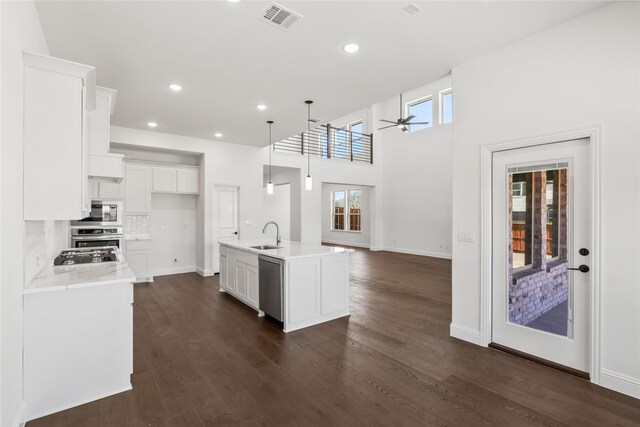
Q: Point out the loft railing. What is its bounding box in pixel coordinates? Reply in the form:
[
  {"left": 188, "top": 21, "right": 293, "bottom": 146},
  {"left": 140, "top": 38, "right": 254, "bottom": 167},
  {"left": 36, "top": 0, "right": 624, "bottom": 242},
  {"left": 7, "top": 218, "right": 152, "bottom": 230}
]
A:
[{"left": 274, "top": 123, "right": 373, "bottom": 164}]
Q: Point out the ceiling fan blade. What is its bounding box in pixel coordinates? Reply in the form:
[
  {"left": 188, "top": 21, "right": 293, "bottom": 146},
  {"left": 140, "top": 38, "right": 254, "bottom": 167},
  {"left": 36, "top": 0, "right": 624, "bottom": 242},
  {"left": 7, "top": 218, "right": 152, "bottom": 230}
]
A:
[
  {"left": 403, "top": 115, "right": 415, "bottom": 122},
  {"left": 379, "top": 119, "right": 400, "bottom": 124},
  {"left": 377, "top": 124, "right": 398, "bottom": 130},
  {"left": 406, "top": 121, "right": 430, "bottom": 125},
  {"left": 307, "top": 118, "right": 320, "bottom": 123}
]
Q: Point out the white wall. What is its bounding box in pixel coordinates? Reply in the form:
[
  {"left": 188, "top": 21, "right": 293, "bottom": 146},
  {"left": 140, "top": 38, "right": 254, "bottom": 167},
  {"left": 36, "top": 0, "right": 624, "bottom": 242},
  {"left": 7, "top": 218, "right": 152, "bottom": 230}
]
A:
[
  {"left": 263, "top": 184, "right": 291, "bottom": 241},
  {"left": 376, "top": 76, "right": 453, "bottom": 258},
  {"left": 1, "top": 1, "right": 53, "bottom": 425},
  {"left": 150, "top": 194, "right": 197, "bottom": 275},
  {"left": 110, "top": 126, "right": 264, "bottom": 276},
  {"left": 450, "top": 2, "right": 640, "bottom": 398},
  {"left": 321, "top": 184, "right": 371, "bottom": 248}
]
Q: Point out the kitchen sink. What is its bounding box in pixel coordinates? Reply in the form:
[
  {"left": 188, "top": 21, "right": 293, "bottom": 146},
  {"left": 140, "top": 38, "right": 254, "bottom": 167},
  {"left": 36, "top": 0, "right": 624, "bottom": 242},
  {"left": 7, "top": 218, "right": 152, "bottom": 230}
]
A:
[{"left": 250, "top": 245, "right": 280, "bottom": 250}]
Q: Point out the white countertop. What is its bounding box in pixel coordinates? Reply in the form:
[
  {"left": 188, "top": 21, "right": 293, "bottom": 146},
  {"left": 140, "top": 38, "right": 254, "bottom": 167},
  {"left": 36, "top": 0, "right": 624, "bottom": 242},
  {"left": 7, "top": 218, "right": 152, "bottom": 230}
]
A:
[
  {"left": 24, "top": 248, "right": 136, "bottom": 295},
  {"left": 219, "top": 240, "right": 354, "bottom": 260}
]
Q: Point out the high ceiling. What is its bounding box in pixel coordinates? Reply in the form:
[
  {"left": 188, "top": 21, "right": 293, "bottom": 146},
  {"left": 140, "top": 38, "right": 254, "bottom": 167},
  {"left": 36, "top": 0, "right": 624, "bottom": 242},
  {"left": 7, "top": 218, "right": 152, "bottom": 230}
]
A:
[{"left": 36, "top": 1, "right": 606, "bottom": 146}]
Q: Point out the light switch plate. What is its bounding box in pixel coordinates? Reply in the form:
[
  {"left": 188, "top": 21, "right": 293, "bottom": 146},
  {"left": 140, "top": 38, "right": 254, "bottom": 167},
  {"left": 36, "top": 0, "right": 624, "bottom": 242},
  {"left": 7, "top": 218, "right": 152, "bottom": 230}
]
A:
[{"left": 458, "top": 229, "right": 475, "bottom": 243}]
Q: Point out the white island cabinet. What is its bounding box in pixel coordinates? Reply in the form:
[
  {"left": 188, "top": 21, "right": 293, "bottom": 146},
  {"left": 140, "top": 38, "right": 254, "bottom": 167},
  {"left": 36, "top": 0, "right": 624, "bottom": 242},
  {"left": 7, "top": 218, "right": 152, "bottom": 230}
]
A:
[
  {"left": 219, "top": 241, "right": 352, "bottom": 333},
  {"left": 23, "top": 251, "right": 135, "bottom": 421}
]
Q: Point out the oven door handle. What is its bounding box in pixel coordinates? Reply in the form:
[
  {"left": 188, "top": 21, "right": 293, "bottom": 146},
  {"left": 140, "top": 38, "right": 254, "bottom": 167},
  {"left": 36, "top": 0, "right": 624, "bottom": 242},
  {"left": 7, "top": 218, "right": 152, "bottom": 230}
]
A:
[{"left": 71, "top": 235, "right": 123, "bottom": 240}]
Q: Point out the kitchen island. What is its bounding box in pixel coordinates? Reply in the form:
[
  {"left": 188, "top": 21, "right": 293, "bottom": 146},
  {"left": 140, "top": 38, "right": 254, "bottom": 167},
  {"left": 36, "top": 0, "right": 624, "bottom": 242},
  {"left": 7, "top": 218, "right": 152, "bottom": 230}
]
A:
[
  {"left": 23, "top": 248, "right": 135, "bottom": 421},
  {"left": 219, "top": 240, "right": 353, "bottom": 332}
]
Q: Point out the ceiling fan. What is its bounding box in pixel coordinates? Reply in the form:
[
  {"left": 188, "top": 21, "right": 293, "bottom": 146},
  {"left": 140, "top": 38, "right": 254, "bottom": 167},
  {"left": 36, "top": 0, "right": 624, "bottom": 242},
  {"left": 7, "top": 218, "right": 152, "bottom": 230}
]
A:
[{"left": 378, "top": 94, "right": 429, "bottom": 133}]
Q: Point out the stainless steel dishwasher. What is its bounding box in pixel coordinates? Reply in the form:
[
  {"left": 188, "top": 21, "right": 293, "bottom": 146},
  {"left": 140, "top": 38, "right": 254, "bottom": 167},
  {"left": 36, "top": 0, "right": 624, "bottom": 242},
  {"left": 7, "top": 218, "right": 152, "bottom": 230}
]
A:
[{"left": 258, "top": 255, "right": 284, "bottom": 321}]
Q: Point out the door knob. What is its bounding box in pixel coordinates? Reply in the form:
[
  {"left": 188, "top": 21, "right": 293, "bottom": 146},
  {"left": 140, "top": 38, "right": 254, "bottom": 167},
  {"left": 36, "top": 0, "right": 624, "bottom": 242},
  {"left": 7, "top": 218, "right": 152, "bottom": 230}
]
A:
[
  {"left": 568, "top": 265, "right": 589, "bottom": 273},
  {"left": 233, "top": 231, "right": 238, "bottom": 235},
  {"left": 579, "top": 248, "right": 590, "bottom": 256}
]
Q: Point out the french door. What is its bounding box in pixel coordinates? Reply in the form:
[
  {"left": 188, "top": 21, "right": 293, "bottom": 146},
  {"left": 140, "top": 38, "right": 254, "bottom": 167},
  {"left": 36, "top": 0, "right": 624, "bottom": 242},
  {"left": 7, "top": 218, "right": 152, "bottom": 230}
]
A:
[{"left": 492, "top": 138, "right": 591, "bottom": 373}]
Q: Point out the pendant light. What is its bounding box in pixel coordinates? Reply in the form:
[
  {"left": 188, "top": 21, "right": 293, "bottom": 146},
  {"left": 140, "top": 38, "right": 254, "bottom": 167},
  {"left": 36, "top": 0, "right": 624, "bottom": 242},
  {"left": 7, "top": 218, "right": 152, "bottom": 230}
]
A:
[
  {"left": 304, "top": 100, "right": 313, "bottom": 191},
  {"left": 266, "top": 120, "right": 274, "bottom": 195}
]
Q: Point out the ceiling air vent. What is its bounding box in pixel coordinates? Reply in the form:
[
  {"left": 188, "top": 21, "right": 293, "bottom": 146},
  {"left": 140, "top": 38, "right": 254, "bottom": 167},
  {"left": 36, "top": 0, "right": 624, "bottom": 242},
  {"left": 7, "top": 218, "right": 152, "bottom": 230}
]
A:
[
  {"left": 260, "top": 3, "right": 302, "bottom": 31},
  {"left": 404, "top": 3, "right": 421, "bottom": 15}
]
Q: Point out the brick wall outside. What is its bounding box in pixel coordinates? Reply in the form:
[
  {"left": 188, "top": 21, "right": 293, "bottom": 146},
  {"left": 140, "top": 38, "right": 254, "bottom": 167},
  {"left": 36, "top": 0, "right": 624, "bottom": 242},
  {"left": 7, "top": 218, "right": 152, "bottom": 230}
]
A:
[{"left": 509, "top": 261, "right": 568, "bottom": 325}]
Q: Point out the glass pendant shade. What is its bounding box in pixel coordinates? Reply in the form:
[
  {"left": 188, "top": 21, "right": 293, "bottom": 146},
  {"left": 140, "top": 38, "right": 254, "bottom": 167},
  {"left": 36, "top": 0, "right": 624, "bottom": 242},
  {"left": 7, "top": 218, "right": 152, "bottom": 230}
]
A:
[
  {"left": 305, "top": 175, "right": 313, "bottom": 191},
  {"left": 267, "top": 181, "right": 274, "bottom": 195}
]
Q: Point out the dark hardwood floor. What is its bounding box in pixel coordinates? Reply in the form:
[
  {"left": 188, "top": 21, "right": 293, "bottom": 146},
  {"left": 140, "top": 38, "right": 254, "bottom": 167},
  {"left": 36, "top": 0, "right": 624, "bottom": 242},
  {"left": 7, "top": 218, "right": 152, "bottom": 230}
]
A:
[{"left": 29, "top": 249, "right": 640, "bottom": 426}]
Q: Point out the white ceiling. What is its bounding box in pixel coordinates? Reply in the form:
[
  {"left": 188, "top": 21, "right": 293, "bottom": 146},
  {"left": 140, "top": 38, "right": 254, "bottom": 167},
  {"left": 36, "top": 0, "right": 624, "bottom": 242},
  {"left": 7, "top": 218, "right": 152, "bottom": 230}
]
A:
[{"left": 36, "top": 1, "right": 606, "bottom": 146}]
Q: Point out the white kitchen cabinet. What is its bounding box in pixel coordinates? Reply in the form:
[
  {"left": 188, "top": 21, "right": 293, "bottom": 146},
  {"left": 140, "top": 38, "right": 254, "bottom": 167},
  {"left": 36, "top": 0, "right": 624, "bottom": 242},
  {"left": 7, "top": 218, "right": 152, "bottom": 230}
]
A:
[
  {"left": 246, "top": 265, "right": 259, "bottom": 309},
  {"left": 23, "top": 51, "right": 96, "bottom": 220},
  {"left": 151, "top": 166, "right": 177, "bottom": 193},
  {"left": 124, "top": 163, "right": 152, "bottom": 214},
  {"left": 87, "top": 87, "right": 124, "bottom": 180},
  {"left": 24, "top": 282, "right": 133, "bottom": 421},
  {"left": 152, "top": 165, "right": 199, "bottom": 194},
  {"left": 219, "top": 246, "right": 259, "bottom": 310},
  {"left": 125, "top": 239, "right": 153, "bottom": 282},
  {"left": 225, "top": 249, "right": 236, "bottom": 293},
  {"left": 90, "top": 180, "right": 123, "bottom": 200},
  {"left": 177, "top": 168, "right": 199, "bottom": 193}
]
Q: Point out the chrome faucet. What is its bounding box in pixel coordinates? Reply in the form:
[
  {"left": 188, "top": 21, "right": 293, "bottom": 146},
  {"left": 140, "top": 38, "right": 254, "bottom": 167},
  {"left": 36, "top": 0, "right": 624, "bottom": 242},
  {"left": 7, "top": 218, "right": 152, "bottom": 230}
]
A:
[{"left": 262, "top": 221, "right": 281, "bottom": 246}]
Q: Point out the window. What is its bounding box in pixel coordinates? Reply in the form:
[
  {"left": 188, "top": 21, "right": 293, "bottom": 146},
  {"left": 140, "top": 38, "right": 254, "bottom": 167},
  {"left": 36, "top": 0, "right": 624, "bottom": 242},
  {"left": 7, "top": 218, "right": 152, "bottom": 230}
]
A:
[
  {"left": 332, "top": 191, "right": 345, "bottom": 230},
  {"left": 512, "top": 182, "right": 525, "bottom": 197},
  {"left": 348, "top": 189, "right": 361, "bottom": 231},
  {"left": 321, "top": 132, "right": 329, "bottom": 158},
  {"left": 334, "top": 128, "right": 349, "bottom": 159},
  {"left": 440, "top": 89, "right": 453, "bottom": 124},
  {"left": 331, "top": 189, "right": 362, "bottom": 232},
  {"left": 349, "top": 121, "right": 363, "bottom": 155},
  {"left": 407, "top": 97, "right": 432, "bottom": 132}
]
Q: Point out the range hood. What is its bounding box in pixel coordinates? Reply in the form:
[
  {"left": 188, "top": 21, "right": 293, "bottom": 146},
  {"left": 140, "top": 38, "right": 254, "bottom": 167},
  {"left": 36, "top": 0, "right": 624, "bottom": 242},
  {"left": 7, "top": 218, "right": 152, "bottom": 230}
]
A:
[{"left": 88, "top": 87, "right": 123, "bottom": 182}]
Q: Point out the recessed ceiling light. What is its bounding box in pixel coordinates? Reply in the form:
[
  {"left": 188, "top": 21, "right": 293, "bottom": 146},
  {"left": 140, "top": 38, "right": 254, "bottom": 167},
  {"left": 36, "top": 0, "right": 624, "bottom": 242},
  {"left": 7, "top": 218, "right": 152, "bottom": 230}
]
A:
[
  {"left": 147, "top": 122, "right": 158, "bottom": 128},
  {"left": 214, "top": 132, "right": 223, "bottom": 138},
  {"left": 256, "top": 104, "right": 267, "bottom": 111},
  {"left": 343, "top": 43, "right": 360, "bottom": 54},
  {"left": 227, "top": 0, "right": 241, "bottom": 3},
  {"left": 168, "top": 84, "right": 182, "bottom": 92}
]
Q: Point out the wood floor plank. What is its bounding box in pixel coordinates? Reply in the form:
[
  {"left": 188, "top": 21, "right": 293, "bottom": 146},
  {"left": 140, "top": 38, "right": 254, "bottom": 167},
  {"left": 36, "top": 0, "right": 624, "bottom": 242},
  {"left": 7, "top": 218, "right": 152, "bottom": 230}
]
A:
[{"left": 28, "top": 249, "right": 640, "bottom": 426}]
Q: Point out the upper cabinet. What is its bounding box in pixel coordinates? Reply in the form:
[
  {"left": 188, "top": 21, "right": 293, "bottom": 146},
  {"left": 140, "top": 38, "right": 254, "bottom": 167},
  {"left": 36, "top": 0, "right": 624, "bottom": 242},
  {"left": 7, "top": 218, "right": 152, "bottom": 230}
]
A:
[
  {"left": 124, "top": 163, "right": 152, "bottom": 214},
  {"left": 151, "top": 165, "right": 199, "bottom": 194},
  {"left": 88, "top": 86, "right": 124, "bottom": 181},
  {"left": 23, "top": 51, "right": 96, "bottom": 221}
]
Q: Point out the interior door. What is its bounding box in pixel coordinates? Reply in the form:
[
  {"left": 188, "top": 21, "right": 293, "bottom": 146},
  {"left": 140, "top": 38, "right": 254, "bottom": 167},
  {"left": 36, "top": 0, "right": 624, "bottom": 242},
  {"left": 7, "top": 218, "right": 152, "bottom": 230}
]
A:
[
  {"left": 492, "top": 138, "right": 590, "bottom": 373},
  {"left": 212, "top": 185, "right": 238, "bottom": 273}
]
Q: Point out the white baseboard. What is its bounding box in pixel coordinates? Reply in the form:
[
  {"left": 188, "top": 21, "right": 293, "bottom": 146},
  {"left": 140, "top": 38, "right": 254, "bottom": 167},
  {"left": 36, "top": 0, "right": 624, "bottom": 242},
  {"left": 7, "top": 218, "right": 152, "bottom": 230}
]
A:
[
  {"left": 321, "top": 240, "right": 370, "bottom": 249},
  {"left": 27, "top": 384, "right": 131, "bottom": 422},
  {"left": 599, "top": 369, "right": 640, "bottom": 399},
  {"left": 196, "top": 267, "right": 215, "bottom": 277},
  {"left": 380, "top": 246, "right": 452, "bottom": 260},
  {"left": 153, "top": 265, "right": 195, "bottom": 277},
  {"left": 450, "top": 323, "right": 481, "bottom": 345},
  {"left": 15, "top": 400, "right": 27, "bottom": 427}
]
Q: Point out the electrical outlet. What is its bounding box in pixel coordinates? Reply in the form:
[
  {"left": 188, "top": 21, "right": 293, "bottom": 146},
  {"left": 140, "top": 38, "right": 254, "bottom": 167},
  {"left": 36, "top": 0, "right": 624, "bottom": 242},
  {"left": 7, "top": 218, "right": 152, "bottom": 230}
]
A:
[
  {"left": 457, "top": 230, "right": 475, "bottom": 243},
  {"left": 35, "top": 256, "right": 40, "bottom": 269},
  {"left": 57, "top": 240, "right": 62, "bottom": 250}
]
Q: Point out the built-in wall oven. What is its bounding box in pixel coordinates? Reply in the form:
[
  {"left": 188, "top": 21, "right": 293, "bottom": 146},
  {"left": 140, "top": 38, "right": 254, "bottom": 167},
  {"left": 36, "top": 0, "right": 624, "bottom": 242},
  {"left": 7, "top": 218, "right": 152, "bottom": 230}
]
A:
[
  {"left": 71, "top": 200, "right": 122, "bottom": 227},
  {"left": 70, "top": 227, "right": 123, "bottom": 249}
]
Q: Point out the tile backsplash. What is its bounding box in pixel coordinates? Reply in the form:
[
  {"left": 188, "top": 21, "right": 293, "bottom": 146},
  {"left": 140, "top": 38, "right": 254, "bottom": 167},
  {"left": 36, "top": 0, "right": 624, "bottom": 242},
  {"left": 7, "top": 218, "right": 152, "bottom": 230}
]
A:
[
  {"left": 124, "top": 215, "right": 150, "bottom": 239},
  {"left": 24, "top": 220, "right": 69, "bottom": 283}
]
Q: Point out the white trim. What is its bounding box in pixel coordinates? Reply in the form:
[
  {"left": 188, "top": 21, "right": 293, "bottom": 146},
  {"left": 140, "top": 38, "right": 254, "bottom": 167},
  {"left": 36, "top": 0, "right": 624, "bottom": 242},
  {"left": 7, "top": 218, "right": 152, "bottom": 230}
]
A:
[
  {"left": 379, "top": 246, "right": 452, "bottom": 260},
  {"left": 450, "top": 323, "right": 481, "bottom": 345},
  {"left": 600, "top": 370, "right": 640, "bottom": 399},
  {"left": 15, "top": 400, "right": 27, "bottom": 427},
  {"left": 478, "top": 126, "right": 601, "bottom": 380},
  {"left": 284, "top": 309, "right": 350, "bottom": 333},
  {"left": 153, "top": 266, "right": 196, "bottom": 277},
  {"left": 26, "top": 384, "right": 131, "bottom": 421},
  {"left": 196, "top": 266, "right": 214, "bottom": 277},
  {"left": 439, "top": 87, "right": 453, "bottom": 124},
  {"left": 321, "top": 240, "right": 370, "bottom": 249}
]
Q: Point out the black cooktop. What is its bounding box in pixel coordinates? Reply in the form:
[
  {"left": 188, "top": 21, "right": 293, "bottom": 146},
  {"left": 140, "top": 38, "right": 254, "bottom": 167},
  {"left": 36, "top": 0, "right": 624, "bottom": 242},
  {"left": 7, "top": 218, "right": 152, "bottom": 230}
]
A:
[{"left": 53, "top": 248, "right": 117, "bottom": 266}]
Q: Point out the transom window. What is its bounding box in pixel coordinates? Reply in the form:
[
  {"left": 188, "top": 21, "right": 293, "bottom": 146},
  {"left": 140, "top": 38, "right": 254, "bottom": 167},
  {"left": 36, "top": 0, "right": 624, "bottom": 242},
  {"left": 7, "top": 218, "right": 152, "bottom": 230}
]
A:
[
  {"left": 407, "top": 97, "right": 432, "bottom": 132},
  {"left": 332, "top": 189, "right": 362, "bottom": 232}
]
